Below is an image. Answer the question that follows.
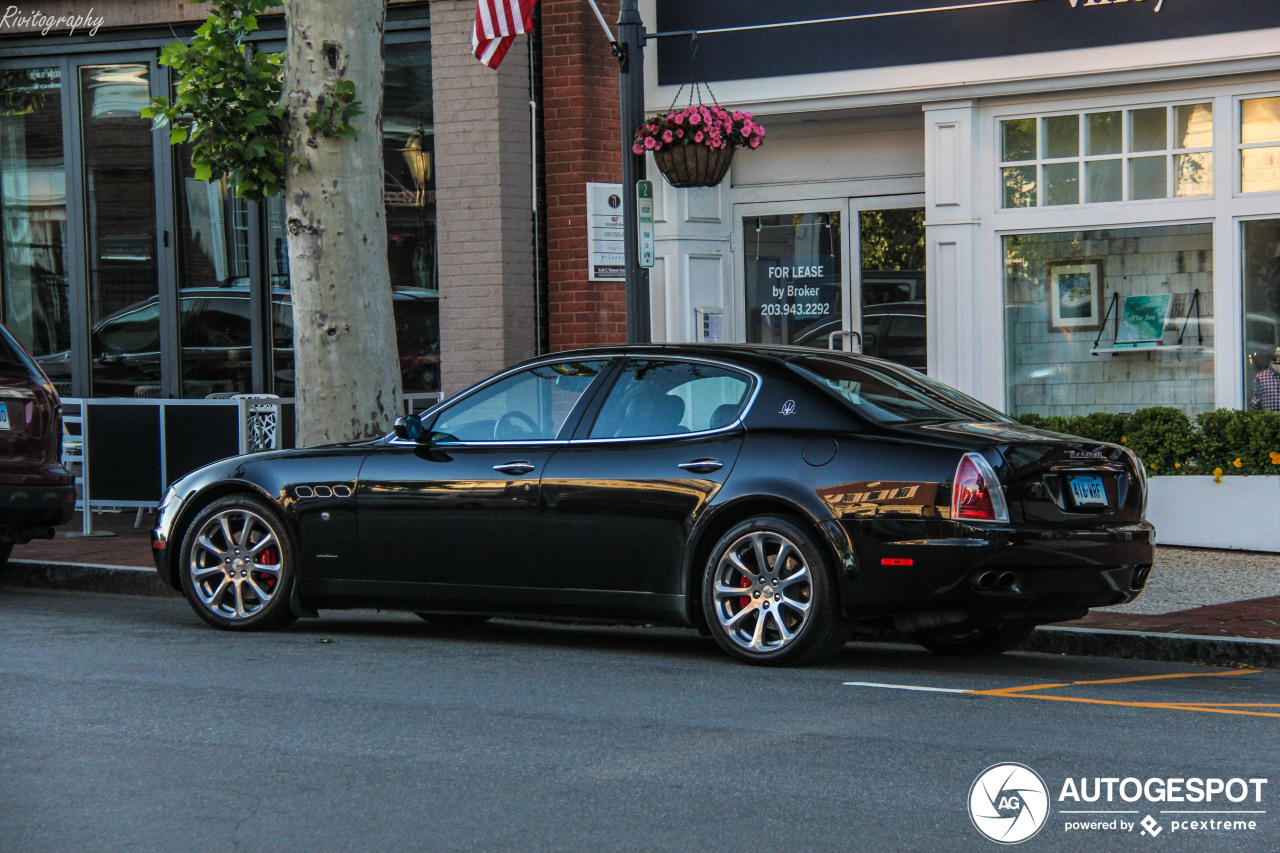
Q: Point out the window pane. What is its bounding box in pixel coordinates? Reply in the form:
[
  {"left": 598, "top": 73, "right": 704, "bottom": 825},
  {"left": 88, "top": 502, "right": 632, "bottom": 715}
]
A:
[
  {"left": 589, "top": 360, "right": 751, "bottom": 438},
  {"left": 383, "top": 41, "right": 438, "bottom": 394},
  {"left": 80, "top": 64, "right": 158, "bottom": 398},
  {"left": 1043, "top": 115, "right": 1079, "bottom": 159},
  {"left": 1174, "top": 152, "right": 1212, "bottom": 197},
  {"left": 1003, "top": 224, "right": 1214, "bottom": 419},
  {"left": 433, "top": 360, "right": 607, "bottom": 442},
  {"left": 1086, "top": 159, "right": 1122, "bottom": 203},
  {"left": 744, "top": 212, "right": 841, "bottom": 347},
  {"left": 1086, "top": 111, "right": 1122, "bottom": 155},
  {"left": 1130, "top": 155, "right": 1167, "bottom": 199},
  {"left": 1242, "top": 146, "right": 1280, "bottom": 193},
  {"left": 1001, "top": 165, "right": 1037, "bottom": 208},
  {"left": 859, "top": 208, "right": 926, "bottom": 373},
  {"left": 1130, "top": 107, "right": 1167, "bottom": 152},
  {"left": 1242, "top": 97, "right": 1280, "bottom": 145},
  {"left": 1174, "top": 103, "right": 1212, "bottom": 149},
  {"left": 1243, "top": 219, "right": 1280, "bottom": 408},
  {"left": 1044, "top": 162, "right": 1079, "bottom": 206},
  {"left": 1001, "top": 118, "right": 1036, "bottom": 162},
  {"left": 0, "top": 68, "right": 71, "bottom": 394}
]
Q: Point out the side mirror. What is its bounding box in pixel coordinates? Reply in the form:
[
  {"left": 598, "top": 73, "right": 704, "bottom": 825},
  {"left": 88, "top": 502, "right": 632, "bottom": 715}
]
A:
[{"left": 393, "top": 414, "right": 426, "bottom": 442}]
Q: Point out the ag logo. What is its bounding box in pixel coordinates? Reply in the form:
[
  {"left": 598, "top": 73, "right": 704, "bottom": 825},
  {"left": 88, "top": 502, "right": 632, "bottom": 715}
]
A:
[
  {"left": 779, "top": 400, "right": 796, "bottom": 416},
  {"left": 968, "top": 763, "right": 1050, "bottom": 844}
]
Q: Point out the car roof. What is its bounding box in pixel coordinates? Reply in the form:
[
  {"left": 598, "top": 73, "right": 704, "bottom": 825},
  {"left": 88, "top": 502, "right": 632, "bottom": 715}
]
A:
[{"left": 523, "top": 342, "right": 900, "bottom": 373}]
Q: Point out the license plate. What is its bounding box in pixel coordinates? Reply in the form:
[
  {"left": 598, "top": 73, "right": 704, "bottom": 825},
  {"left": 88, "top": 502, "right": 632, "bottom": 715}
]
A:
[
  {"left": 1068, "top": 474, "right": 1107, "bottom": 507},
  {"left": 0, "top": 404, "right": 9, "bottom": 431}
]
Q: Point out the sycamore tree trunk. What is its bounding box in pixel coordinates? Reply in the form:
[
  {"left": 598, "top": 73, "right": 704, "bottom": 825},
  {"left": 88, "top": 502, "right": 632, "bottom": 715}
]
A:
[{"left": 283, "top": 0, "right": 401, "bottom": 447}]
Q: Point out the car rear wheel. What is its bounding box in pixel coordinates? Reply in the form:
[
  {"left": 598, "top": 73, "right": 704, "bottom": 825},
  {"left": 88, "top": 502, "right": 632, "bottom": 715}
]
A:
[
  {"left": 911, "top": 623, "right": 1033, "bottom": 656},
  {"left": 179, "top": 495, "right": 297, "bottom": 631},
  {"left": 702, "top": 516, "right": 849, "bottom": 666}
]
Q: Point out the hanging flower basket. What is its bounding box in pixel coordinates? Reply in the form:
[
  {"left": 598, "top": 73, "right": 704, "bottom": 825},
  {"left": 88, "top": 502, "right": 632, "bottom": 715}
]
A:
[{"left": 633, "top": 104, "right": 766, "bottom": 189}]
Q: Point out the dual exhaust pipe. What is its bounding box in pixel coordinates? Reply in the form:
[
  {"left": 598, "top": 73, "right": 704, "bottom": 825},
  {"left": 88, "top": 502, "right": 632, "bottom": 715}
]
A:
[{"left": 972, "top": 570, "right": 1018, "bottom": 592}]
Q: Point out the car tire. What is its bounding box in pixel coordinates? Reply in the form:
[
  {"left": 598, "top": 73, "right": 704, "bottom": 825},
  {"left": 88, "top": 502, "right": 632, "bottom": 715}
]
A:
[
  {"left": 179, "top": 494, "right": 298, "bottom": 631},
  {"left": 414, "top": 613, "right": 491, "bottom": 627},
  {"left": 911, "top": 623, "right": 1033, "bottom": 656},
  {"left": 702, "top": 516, "right": 850, "bottom": 666}
]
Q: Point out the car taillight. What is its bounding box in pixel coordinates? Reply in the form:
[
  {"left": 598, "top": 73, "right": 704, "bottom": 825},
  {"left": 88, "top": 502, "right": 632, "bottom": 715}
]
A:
[{"left": 951, "top": 452, "right": 1009, "bottom": 523}]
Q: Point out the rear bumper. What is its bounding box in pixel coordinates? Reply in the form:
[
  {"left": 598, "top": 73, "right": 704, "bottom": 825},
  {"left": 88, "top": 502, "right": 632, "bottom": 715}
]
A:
[
  {"left": 841, "top": 520, "right": 1156, "bottom": 621},
  {"left": 0, "top": 481, "right": 77, "bottom": 535}
]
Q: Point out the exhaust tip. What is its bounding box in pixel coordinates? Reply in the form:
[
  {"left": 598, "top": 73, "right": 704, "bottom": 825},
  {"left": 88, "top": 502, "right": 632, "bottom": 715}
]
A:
[
  {"left": 997, "top": 571, "right": 1018, "bottom": 590},
  {"left": 972, "top": 571, "right": 998, "bottom": 591}
]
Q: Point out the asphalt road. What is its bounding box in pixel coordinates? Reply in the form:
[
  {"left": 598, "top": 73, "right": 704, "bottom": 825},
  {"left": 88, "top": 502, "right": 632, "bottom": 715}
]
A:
[{"left": 2, "top": 588, "right": 1278, "bottom": 853}]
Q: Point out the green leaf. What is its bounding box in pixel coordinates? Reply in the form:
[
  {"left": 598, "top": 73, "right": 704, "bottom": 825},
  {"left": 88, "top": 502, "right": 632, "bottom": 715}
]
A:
[
  {"left": 193, "top": 161, "right": 213, "bottom": 182},
  {"left": 169, "top": 126, "right": 189, "bottom": 144}
]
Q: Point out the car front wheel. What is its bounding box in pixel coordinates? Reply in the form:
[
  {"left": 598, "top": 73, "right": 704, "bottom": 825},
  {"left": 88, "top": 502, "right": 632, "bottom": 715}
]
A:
[
  {"left": 702, "top": 516, "right": 849, "bottom": 666},
  {"left": 179, "top": 495, "right": 298, "bottom": 631},
  {"left": 911, "top": 623, "right": 1033, "bottom": 656}
]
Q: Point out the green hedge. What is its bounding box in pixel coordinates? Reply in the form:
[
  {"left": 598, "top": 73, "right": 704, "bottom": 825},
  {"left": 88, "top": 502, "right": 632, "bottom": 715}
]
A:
[{"left": 1014, "top": 407, "right": 1280, "bottom": 476}]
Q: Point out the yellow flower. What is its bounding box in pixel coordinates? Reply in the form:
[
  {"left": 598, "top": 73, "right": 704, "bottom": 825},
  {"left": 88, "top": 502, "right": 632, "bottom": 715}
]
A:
[
  {"left": 1174, "top": 462, "right": 1181, "bottom": 468},
  {"left": 1232, "top": 458, "right": 1243, "bottom": 468},
  {"left": 1270, "top": 451, "right": 1280, "bottom": 465},
  {"left": 1121, "top": 436, "right": 1128, "bottom": 443},
  {"left": 1213, "top": 466, "right": 1223, "bottom": 483}
]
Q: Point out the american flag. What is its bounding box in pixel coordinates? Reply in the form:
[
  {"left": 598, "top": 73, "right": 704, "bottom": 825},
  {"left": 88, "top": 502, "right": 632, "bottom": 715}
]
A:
[{"left": 472, "top": 0, "right": 539, "bottom": 69}]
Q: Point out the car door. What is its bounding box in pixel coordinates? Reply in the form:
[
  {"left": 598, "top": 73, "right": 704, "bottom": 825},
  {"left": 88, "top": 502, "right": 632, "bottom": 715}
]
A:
[
  {"left": 357, "top": 358, "right": 610, "bottom": 587},
  {"left": 538, "top": 358, "right": 755, "bottom": 596}
]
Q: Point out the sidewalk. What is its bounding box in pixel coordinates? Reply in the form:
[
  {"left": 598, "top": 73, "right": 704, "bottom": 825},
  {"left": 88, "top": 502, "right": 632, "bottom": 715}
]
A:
[{"left": 4, "top": 511, "right": 1278, "bottom": 666}]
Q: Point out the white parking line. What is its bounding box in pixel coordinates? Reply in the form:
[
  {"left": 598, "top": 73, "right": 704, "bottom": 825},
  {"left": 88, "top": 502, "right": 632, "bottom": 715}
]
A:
[{"left": 843, "top": 681, "right": 971, "bottom": 694}]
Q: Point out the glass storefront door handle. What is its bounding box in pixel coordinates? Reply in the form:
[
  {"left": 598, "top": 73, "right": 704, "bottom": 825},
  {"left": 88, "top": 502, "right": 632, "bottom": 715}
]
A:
[{"left": 827, "top": 330, "right": 863, "bottom": 353}]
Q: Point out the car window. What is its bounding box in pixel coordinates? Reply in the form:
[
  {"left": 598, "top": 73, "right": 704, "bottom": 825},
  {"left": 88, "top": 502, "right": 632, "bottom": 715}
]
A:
[
  {"left": 181, "top": 297, "right": 252, "bottom": 348},
  {"left": 96, "top": 303, "right": 160, "bottom": 354},
  {"left": 588, "top": 360, "right": 752, "bottom": 439},
  {"left": 790, "top": 355, "right": 1011, "bottom": 424},
  {"left": 430, "top": 360, "right": 608, "bottom": 442}
]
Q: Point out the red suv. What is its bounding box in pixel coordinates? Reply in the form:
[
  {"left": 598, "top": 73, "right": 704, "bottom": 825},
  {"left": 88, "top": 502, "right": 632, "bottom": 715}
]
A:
[{"left": 0, "top": 322, "right": 75, "bottom": 566}]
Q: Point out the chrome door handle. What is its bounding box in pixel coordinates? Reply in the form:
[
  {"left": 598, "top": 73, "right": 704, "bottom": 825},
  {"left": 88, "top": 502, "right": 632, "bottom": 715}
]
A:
[
  {"left": 677, "top": 458, "right": 723, "bottom": 473},
  {"left": 492, "top": 461, "right": 536, "bottom": 475}
]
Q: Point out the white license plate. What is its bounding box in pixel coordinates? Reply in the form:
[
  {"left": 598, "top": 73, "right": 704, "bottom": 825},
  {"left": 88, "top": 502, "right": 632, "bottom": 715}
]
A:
[
  {"left": 0, "top": 404, "right": 10, "bottom": 431},
  {"left": 1068, "top": 474, "right": 1107, "bottom": 507}
]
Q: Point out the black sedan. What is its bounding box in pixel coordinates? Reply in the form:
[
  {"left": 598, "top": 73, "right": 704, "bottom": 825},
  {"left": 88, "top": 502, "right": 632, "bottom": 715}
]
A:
[{"left": 151, "top": 345, "right": 1154, "bottom": 666}]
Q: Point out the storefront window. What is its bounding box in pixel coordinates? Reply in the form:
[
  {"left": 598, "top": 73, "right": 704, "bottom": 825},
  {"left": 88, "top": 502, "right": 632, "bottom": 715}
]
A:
[
  {"left": 0, "top": 67, "right": 70, "bottom": 384},
  {"left": 1001, "top": 103, "right": 1212, "bottom": 208},
  {"left": 1242, "top": 219, "right": 1280, "bottom": 408},
  {"left": 1003, "top": 224, "right": 1214, "bottom": 417},
  {"left": 859, "top": 208, "right": 925, "bottom": 372},
  {"left": 744, "top": 211, "right": 841, "bottom": 347},
  {"left": 81, "top": 64, "right": 159, "bottom": 397}
]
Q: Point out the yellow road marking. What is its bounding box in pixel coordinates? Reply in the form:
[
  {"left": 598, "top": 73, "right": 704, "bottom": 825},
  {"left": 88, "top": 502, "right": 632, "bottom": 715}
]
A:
[
  {"left": 991, "top": 692, "right": 1280, "bottom": 719},
  {"left": 971, "top": 670, "right": 1262, "bottom": 697}
]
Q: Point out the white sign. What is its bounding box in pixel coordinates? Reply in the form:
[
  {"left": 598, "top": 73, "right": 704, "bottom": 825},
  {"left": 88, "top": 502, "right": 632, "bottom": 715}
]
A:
[
  {"left": 586, "top": 183, "right": 624, "bottom": 281},
  {"left": 637, "top": 180, "right": 655, "bottom": 269}
]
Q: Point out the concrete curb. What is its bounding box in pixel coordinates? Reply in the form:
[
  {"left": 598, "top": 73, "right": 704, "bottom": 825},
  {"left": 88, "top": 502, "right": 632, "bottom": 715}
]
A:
[
  {"left": 3, "top": 560, "right": 178, "bottom": 598},
  {"left": 5, "top": 560, "right": 1278, "bottom": 668},
  {"left": 1026, "top": 625, "right": 1280, "bottom": 669}
]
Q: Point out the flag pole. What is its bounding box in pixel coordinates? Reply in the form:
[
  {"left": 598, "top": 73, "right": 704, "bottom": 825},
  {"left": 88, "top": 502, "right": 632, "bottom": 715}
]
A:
[{"left": 617, "top": 0, "right": 650, "bottom": 343}]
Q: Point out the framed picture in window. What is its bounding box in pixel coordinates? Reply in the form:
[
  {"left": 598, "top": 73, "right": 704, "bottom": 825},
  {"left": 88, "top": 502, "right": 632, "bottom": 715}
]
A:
[{"left": 1047, "top": 260, "right": 1104, "bottom": 332}]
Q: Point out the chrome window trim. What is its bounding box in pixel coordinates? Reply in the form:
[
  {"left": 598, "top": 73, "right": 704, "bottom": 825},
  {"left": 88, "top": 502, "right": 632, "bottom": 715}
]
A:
[{"left": 387, "top": 355, "right": 762, "bottom": 448}]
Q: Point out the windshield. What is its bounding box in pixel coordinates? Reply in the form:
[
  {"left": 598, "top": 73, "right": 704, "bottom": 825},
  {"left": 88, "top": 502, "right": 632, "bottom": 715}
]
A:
[{"left": 789, "top": 355, "right": 1012, "bottom": 425}]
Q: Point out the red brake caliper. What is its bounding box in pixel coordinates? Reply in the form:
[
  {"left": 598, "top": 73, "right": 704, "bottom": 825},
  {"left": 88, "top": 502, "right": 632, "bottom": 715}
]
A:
[
  {"left": 258, "top": 547, "right": 278, "bottom": 589},
  {"left": 738, "top": 572, "right": 751, "bottom": 610}
]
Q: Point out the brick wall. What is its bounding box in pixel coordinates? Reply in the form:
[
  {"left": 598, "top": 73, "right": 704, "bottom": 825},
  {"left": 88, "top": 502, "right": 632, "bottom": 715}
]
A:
[
  {"left": 541, "top": 0, "right": 627, "bottom": 350},
  {"left": 430, "top": 0, "right": 537, "bottom": 392}
]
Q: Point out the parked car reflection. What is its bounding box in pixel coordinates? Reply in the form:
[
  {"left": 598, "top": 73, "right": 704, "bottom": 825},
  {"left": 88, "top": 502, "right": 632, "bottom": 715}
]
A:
[{"left": 36, "top": 286, "right": 439, "bottom": 397}]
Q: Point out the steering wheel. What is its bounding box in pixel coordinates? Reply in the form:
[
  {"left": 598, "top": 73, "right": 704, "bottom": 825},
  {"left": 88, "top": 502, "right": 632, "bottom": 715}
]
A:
[{"left": 494, "top": 410, "right": 538, "bottom": 440}]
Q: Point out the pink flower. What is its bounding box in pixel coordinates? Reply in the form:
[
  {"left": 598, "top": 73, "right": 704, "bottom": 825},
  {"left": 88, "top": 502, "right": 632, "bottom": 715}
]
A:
[
  {"left": 632, "top": 143, "right": 645, "bottom": 154},
  {"left": 689, "top": 112, "right": 700, "bottom": 125},
  {"left": 676, "top": 129, "right": 684, "bottom": 138},
  {"left": 749, "top": 137, "right": 760, "bottom": 149},
  {"left": 694, "top": 131, "right": 704, "bottom": 143},
  {"left": 672, "top": 113, "right": 683, "bottom": 125},
  {"left": 644, "top": 137, "right": 656, "bottom": 150},
  {"left": 662, "top": 130, "right": 673, "bottom": 143}
]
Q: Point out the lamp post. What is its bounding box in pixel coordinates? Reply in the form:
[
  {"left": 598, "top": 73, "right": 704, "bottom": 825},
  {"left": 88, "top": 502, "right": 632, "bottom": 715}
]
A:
[{"left": 618, "top": 0, "right": 650, "bottom": 343}]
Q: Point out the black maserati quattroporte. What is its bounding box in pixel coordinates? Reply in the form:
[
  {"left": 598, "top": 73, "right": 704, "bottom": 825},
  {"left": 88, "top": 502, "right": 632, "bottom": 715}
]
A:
[{"left": 152, "top": 345, "right": 1154, "bottom": 665}]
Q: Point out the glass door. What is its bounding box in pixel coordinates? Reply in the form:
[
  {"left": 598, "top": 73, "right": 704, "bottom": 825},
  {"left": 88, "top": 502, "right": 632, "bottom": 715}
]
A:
[{"left": 856, "top": 204, "right": 926, "bottom": 371}]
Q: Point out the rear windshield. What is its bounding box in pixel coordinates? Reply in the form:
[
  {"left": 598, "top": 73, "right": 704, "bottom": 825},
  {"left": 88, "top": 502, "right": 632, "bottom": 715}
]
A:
[
  {"left": 0, "top": 325, "right": 44, "bottom": 382},
  {"left": 789, "top": 355, "right": 1011, "bottom": 425}
]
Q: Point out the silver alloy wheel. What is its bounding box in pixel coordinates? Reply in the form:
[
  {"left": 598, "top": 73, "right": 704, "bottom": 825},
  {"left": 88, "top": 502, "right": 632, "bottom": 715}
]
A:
[
  {"left": 711, "top": 530, "right": 813, "bottom": 653},
  {"left": 187, "top": 507, "right": 284, "bottom": 621}
]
